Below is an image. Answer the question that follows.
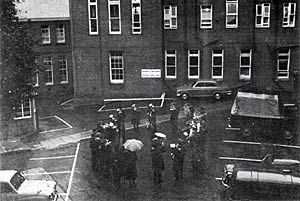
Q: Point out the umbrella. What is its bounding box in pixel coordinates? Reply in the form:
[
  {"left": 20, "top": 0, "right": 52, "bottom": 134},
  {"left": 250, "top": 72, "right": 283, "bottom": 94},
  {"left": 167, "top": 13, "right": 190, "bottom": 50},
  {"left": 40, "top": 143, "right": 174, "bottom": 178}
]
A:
[
  {"left": 123, "top": 139, "right": 144, "bottom": 152},
  {"left": 154, "top": 132, "right": 167, "bottom": 139}
]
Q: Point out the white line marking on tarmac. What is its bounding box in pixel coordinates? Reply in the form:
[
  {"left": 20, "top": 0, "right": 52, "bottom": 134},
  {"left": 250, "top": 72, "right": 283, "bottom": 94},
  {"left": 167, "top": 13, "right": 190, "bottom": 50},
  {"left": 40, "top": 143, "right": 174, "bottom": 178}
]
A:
[
  {"left": 54, "top": 115, "right": 73, "bottom": 128},
  {"left": 219, "top": 156, "right": 262, "bottom": 162},
  {"left": 24, "top": 171, "right": 71, "bottom": 176},
  {"left": 39, "top": 127, "right": 71, "bottom": 134},
  {"left": 29, "top": 155, "right": 75, "bottom": 160},
  {"left": 98, "top": 105, "right": 106, "bottom": 112},
  {"left": 223, "top": 140, "right": 300, "bottom": 149},
  {"left": 65, "top": 143, "right": 80, "bottom": 201}
]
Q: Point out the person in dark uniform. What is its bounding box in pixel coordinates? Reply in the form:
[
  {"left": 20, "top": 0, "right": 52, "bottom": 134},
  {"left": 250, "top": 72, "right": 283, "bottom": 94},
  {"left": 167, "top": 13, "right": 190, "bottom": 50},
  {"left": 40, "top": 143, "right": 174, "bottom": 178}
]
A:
[
  {"left": 123, "top": 149, "right": 138, "bottom": 186},
  {"left": 101, "top": 138, "right": 113, "bottom": 178},
  {"left": 116, "top": 108, "right": 126, "bottom": 144},
  {"left": 112, "top": 145, "right": 125, "bottom": 189},
  {"left": 131, "top": 104, "right": 140, "bottom": 133},
  {"left": 151, "top": 137, "right": 165, "bottom": 185},
  {"left": 147, "top": 103, "right": 157, "bottom": 130},
  {"left": 171, "top": 138, "right": 186, "bottom": 181},
  {"left": 169, "top": 101, "right": 179, "bottom": 135},
  {"left": 90, "top": 131, "right": 103, "bottom": 170}
]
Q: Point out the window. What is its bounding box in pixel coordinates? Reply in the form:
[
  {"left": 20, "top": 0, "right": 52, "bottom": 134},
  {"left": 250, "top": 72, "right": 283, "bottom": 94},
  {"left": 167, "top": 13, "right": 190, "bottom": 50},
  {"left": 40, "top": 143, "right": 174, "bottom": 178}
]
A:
[
  {"left": 256, "top": 3, "right": 270, "bottom": 28},
  {"left": 188, "top": 50, "right": 200, "bottom": 79},
  {"left": 41, "top": 25, "right": 50, "bottom": 44},
  {"left": 88, "top": 0, "right": 98, "bottom": 35},
  {"left": 132, "top": 0, "right": 141, "bottom": 34},
  {"left": 164, "top": 5, "right": 177, "bottom": 29},
  {"left": 15, "top": 99, "right": 31, "bottom": 119},
  {"left": 33, "top": 58, "right": 39, "bottom": 87},
  {"left": 240, "top": 49, "right": 252, "bottom": 80},
  {"left": 56, "top": 24, "right": 65, "bottom": 43},
  {"left": 165, "top": 50, "right": 176, "bottom": 79},
  {"left": 277, "top": 49, "right": 290, "bottom": 79},
  {"left": 59, "top": 56, "right": 68, "bottom": 83},
  {"left": 226, "top": 0, "right": 238, "bottom": 28},
  {"left": 212, "top": 50, "right": 224, "bottom": 79},
  {"left": 44, "top": 56, "right": 53, "bottom": 85},
  {"left": 110, "top": 51, "right": 124, "bottom": 84},
  {"left": 283, "top": 3, "right": 296, "bottom": 27},
  {"left": 200, "top": 5, "right": 213, "bottom": 29},
  {"left": 108, "top": 0, "right": 121, "bottom": 34}
]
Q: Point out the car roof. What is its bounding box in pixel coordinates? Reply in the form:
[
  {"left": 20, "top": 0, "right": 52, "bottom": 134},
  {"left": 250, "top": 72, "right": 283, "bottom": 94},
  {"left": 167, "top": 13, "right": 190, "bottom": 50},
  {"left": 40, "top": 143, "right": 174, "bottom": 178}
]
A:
[{"left": 0, "top": 170, "right": 18, "bottom": 183}]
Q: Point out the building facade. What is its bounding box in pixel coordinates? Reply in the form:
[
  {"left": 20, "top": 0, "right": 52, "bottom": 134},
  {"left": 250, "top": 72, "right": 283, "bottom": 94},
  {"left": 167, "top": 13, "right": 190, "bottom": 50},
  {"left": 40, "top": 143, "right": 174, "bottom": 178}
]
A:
[{"left": 71, "top": 0, "right": 300, "bottom": 104}]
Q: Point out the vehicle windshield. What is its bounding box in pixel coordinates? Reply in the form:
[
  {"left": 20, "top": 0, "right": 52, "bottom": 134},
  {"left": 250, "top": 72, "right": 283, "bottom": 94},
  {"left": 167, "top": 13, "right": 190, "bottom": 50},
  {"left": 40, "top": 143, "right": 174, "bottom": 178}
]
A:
[{"left": 10, "top": 172, "right": 25, "bottom": 190}]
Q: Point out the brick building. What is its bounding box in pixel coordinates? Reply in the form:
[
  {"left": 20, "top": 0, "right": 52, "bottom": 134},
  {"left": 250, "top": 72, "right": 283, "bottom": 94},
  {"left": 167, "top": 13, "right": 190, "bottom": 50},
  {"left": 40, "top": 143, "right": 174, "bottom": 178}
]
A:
[{"left": 70, "top": 0, "right": 300, "bottom": 105}]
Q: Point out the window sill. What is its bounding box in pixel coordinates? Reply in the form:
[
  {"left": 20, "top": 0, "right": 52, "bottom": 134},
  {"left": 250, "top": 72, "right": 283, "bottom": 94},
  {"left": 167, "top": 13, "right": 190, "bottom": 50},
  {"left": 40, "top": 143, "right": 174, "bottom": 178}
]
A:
[
  {"left": 110, "top": 81, "right": 124, "bottom": 84},
  {"left": 14, "top": 116, "right": 32, "bottom": 120},
  {"left": 60, "top": 81, "right": 69, "bottom": 84},
  {"left": 45, "top": 83, "right": 54, "bottom": 86}
]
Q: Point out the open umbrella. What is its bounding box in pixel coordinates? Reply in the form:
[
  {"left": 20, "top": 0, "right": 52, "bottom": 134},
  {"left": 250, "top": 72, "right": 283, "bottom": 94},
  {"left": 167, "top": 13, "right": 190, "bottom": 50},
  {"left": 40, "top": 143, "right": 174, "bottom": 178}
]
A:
[
  {"left": 154, "top": 132, "right": 167, "bottom": 139},
  {"left": 123, "top": 139, "right": 144, "bottom": 152}
]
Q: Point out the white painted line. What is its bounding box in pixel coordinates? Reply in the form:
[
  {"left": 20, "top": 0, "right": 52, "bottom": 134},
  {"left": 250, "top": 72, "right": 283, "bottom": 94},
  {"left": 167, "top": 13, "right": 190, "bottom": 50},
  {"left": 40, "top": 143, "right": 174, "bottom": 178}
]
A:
[
  {"left": 24, "top": 171, "right": 71, "bottom": 176},
  {"left": 39, "top": 127, "right": 71, "bottom": 134},
  {"left": 60, "top": 99, "right": 74, "bottom": 106},
  {"left": 160, "top": 93, "right": 166, "bottom": 107},
  {"left": 223, "top": 140, "right": 262, "bottom": 145},
  {"left": 104, "top": 96, "right": 163, "bottom": 102},
  {"left": 219, "top": 156, "right": 262, "bottom": 162},
  {"left": 54, "top": 116, "right": 73, "bottom": 128},
  {"left": 225, "top": 127, "right": 240, "bottom": 131},
  {"left": 65, "top": 143, "right": 80, "bottom": 201},
  {"left": 98, "top": 105, "right": 106, "bottom": 112},
  {"left": 29, "top": 155, "right": 75, "bottom": 161},
  {"left": 223, "top": 140, "right": 300, "bottom": 149}
]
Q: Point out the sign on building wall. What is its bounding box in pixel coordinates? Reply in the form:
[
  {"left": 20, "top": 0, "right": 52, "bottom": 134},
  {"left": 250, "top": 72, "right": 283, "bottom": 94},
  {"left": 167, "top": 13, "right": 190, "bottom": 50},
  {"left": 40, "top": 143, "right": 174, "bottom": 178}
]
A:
[{"left": 141, "top": 69, "right": 161, "bottom": 78}]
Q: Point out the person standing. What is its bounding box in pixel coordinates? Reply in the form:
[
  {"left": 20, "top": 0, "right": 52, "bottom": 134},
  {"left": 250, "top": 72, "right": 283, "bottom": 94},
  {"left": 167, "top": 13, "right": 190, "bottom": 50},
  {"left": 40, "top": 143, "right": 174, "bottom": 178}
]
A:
[
  {"left": 131, "top": 104, "right": 140, "bottom": 133},
  {"left": 169, "top": 101, "right": 179, "bottom": 135},
  {"left": 171, "top": 138, "right": 186, "bottom": 181},
  {"left": 147, "top": 103, "right": 157, "bottom": 130},
  {"left": 151, "top": 137, "right": 165, "bottom": 185},
  {"left": 123, "top": 149, "right": 138, "bottom": 186},
  {"left": 116, "top": 108, "right": 126, "bottom": 144}
]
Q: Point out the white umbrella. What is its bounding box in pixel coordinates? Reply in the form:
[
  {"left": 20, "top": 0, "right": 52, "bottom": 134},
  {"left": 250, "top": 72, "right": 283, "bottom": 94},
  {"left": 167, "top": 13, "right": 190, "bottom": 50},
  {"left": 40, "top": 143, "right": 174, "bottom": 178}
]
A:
[
  {"left": 154, "top": 132, "right": 167, "bottom": 139},
  {"left": 123, "top": 139, "right": 144, "bottom": 152}
]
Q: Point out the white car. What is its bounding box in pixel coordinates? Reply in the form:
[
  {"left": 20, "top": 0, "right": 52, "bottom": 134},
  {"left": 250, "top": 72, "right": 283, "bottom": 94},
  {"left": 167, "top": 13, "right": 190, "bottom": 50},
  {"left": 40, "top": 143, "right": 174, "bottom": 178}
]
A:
[{"left": 0, "top": 170, "right": 58, "bottom": 201}]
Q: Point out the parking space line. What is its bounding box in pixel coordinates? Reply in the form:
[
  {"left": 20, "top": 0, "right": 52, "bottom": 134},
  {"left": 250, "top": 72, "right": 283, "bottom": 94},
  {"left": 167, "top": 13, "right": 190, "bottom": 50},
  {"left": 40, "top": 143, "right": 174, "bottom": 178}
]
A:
[
  {"left": 219, "top": 156, "right": 262, "bottom": 162},
  {"left": 29, "top": 155, "right": 75, "bottom": 160},
  {"left": 54, "top": 115, "right": 73, "bottom": 128},
  {"left": 224, "top": 140, "right": 300, "bottom": 149},
  {"left": 65, "top": 143, "right": 80, "bottom": 201},
  {"left": 223, "top": 140, "right": 261, "bottom": 145},
  {"left": 24, "top": 171, "right": 71, "bottom": 176}
]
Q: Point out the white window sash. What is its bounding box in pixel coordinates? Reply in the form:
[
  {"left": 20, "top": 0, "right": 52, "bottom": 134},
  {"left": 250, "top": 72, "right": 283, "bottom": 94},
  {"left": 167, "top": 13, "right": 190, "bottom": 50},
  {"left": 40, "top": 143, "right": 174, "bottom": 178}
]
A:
[
  {"left": 256, "top": 3, "right": 270, "bottom": 28},
  {"left": 41, "top": 26, "right": 51, "bottom": 44},
  {"left": 164, "top": 5, "right": 177, "bottom": 29},
  {"left": 110, "top": 53, "right": 124, "bottom": 84},
  {"left": 56, "top": 25, "right": 65, "bottom": 43},
  {"left": 132, "top": 0, "right": 142, "bottom": 34},
  {"left": 44, "top": 57, "right": 53, "bottom": 85},
  {"left": 212, "top": 50, "right": 224, "bottom": 79},
  {"left": 88, "top": 0, "right": 98, "bottom": 35},
  {"left": 283, "top": 3, "right": 296, "bottom": 27},
  {"left": 188, "top": 50, "right": 200, "bottom": 79},
  {"left": 33, "top": 73, "right": 39, "bottom": 87},
  {"left": 14, "top": 99, "right": 32, "bottom": 120},
  {"left": 200, "top": 5, "right": 213, "bottom": 29},
  {"left": 239, "top": 49, "right": 252, "bottom": 80},
  {"left": 59, "top": 57, "right": 68, "bottom": 84},
  {"left": 226, "top": 0, "right": 238, "bottom": 28},
  {"left": 165, "top": 50, "right": 177, "bottom": 79},
  {"left": 108, "top": 0, "right": 121, "bottom": 34},
  {"left": 277, "top": 50, "right": 290, "bottom": 79}
]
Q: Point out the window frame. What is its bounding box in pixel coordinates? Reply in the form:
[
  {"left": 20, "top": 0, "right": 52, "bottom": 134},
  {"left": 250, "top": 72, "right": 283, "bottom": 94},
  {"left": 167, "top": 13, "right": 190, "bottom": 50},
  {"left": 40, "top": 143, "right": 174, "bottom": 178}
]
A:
[
  {"left": 255, "top": 3, "right": 271, "bottom": 28},
  {"left": 59, "top": 56, "right": 68, "bottom": 84},
  {"left": 165, "top": 50, "right": 177, "bottom": 79},
  {"left": 41, "top": 25, "right": 51, "bottom": 44},
  {"left": 108, "top": 0, "right": 121, "bottom": 34},
  {"left": 164, "top": 5, "right": 177, "bottom": 29},
  {"left": 109, "top": 51, "right": 124, "bottom": 84},
  {"left": 44, "top": 56, "right": 54, "bottom": 85},
  {"left": 132, "top": 0, "right": 142, "bottom": 34},
  {"left": 56, "top": 24, "right": 65, "bottom": 43},
  {"left": 200, "top": 4, "right": 213, "bottom": 29},
  {"left": 188, "top": 50, "right": 200, "bottom": 79},
  {"left": 14, "top": 99, "right": 31, "bottom": 120},
  {"left": 277, "top": 49, "right": 290, "bottom": 80},
  {"left": 88, "top": 0, "right": 99, "bottom": 35},
  {"left": 226, "top": 0, "right": 238, "bottom": 28},
  {"left": 212, "top": 50, "right": 224, "bottom": 80},
  {"left": 283, "top": 3, "right": 296, "bottom": 28},
  {"left": 239, "top": 49, "right": 252, "bottom": 81}
]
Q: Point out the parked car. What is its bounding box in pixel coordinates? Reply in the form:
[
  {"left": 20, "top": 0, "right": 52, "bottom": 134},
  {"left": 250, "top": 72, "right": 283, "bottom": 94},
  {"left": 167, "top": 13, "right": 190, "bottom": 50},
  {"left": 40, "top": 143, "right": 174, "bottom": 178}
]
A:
[
  {"left": 176, "top": 80, "right": 233, "bottom": 100},
  {"left": 227, "top": 90, "right": 299, "bottom": 142},
  {"left": 0, "top": 170, "right": 58, "bottom": 201},
  {"left": 217, "top": 158, "right": 300, "bottom": 200}
]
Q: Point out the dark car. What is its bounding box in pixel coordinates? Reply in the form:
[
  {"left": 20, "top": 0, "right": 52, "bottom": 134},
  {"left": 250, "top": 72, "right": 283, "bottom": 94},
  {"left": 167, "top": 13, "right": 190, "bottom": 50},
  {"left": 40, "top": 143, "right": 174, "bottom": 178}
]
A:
[
  {"left": 217, "top": 158, "right": 300, "bottom": 200},
  {"left": 226, "top": 90, "right": 299, "bottom": 142},
  {"left": 176, "top": 80, "right": 232, "bottom": 100}
]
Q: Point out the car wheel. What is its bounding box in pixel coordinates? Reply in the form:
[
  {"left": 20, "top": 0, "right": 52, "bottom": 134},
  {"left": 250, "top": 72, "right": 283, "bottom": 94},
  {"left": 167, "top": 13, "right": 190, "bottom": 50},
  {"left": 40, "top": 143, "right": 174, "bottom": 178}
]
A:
[
  {"left": 181, "top": 93, "right": 189, "bottom": 100},
  {"left": 283, "top": 130, "right": 293, "bottom": 140},
  {"left": 241, "top": 127, "right": 252, "bottom": 137},
  {"left": 214, "top": 93, "right": 221, "bottom": 100}
]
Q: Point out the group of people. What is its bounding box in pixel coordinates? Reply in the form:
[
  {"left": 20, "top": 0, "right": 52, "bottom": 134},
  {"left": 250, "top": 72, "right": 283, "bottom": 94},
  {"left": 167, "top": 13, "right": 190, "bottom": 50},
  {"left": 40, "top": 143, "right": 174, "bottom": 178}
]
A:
[{"left": 90, "top": 101, "right": 208, "bottom": 187}]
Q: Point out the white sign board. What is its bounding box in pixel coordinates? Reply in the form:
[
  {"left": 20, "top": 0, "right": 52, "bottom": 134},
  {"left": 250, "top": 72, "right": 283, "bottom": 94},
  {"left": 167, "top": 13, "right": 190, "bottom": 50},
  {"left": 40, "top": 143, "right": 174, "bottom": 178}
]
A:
[{"left": 141, "top": 69, "right": 161, "bottom": 78}]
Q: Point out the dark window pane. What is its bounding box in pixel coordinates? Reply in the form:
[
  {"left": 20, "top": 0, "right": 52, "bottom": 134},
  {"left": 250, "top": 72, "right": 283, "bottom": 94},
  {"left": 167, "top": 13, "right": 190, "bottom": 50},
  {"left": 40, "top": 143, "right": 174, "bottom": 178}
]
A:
[
  {"left": 167, "top": 57, "right": 175, "bottom": 65},
  {"left": 110, "top": 5, "right": 119, "bottom": 18},
  {"left": 213, "top": 67, "right": 222, "bottom": 76},
  {"left": 190, "top": 67, "right": 198, "bottom": 76},
  {"left": 190, "top": 57, "right": 198, "bottom": 66}
]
